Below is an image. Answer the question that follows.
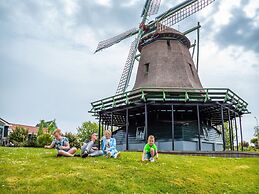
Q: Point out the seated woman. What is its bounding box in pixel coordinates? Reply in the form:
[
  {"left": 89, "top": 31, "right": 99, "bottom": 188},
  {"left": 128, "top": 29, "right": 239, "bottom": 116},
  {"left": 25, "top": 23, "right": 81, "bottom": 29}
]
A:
[
  {"left": 81, "top": 132, "right": 103, "bottom": 158},
  {"left": 101, "top": 130, "right": 120, "bottom": 158},
  {"left": 45, "top": 128, "right": 77, "bottom": 157}
]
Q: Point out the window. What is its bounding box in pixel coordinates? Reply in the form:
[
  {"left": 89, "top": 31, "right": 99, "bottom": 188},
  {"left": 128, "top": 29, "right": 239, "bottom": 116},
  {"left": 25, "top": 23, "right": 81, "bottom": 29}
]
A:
[
  {"left": 144, "top": 63, "right": 149, "bottom": 74},
  {"left": 188, "top": 63, "right": 194, "bottom": 76}
]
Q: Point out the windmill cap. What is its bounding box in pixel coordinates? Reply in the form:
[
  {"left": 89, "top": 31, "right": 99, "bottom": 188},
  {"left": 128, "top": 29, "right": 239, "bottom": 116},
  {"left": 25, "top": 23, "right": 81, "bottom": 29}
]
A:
[{"left": 139, "top": 26, "right": 190, "bottom": 51}]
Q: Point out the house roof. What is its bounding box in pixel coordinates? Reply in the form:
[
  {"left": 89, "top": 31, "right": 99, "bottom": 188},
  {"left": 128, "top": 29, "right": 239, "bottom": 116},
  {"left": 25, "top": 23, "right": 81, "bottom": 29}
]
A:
[
  {"left": 0, "top": 118, "right": 11, "bottom": 126},
  {"left": 9, "top": 123, "right": 39, "bottom": 134}
]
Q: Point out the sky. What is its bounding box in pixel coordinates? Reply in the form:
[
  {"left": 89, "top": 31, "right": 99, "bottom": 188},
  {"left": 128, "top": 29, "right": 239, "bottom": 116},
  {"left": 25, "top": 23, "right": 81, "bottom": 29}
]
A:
[{"left": 0, "top": 0, "right": 258, "bottom": 142}]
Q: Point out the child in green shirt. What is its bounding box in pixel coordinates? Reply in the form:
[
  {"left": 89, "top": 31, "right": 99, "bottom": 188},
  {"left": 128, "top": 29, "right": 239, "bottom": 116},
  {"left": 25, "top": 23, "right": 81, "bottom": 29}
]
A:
[{"left": 142, "top": 135, "right": 158, "bottom": 162}]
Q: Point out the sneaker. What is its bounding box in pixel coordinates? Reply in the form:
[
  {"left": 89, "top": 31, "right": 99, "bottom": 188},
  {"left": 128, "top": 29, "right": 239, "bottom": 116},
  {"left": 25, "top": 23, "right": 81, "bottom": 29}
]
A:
[
  {"left": 74, "top": 154, "right": 81, "bottom": 157},
  {"left": 150, "top": 157, "right": 155, "bottom": 162},
  {"left": 114, "top": 152, "right": 121, "bottom": 159},
  {"left": 82, "top": 151, "right": 88, "bottom": 158},
  {"left": 56, "top": 153, "right": 62, "bottom": 157}
]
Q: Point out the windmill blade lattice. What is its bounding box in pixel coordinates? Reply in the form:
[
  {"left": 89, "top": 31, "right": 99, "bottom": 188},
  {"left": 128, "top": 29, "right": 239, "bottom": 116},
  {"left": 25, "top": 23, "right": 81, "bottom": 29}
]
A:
[
  {"left": 148, "top": 0, "right": 161, "bottom": 16},
  {"left": 116, "top": 39, "right": 138, "bottom": 94},
  {"left": 95, "top": 28, "right": 139, "bottom": 53},
  {"left": 157, "top": 0, "right": 215, "bottom": 32}
]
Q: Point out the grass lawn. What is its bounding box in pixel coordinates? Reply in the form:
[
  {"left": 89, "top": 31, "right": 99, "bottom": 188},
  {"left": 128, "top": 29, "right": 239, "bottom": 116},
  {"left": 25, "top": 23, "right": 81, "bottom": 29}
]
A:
[{"left": 0, "top": 147, "right": 258, "bottom": 194}]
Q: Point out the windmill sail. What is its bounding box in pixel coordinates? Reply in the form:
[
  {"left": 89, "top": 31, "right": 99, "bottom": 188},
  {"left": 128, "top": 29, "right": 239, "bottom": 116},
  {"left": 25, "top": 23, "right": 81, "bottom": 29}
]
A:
[
  {"left": 116, "top": 39, "right": 138, "bottom": 94},
  {"left": 157, "top": 0, "right": 215, "bottom": 31},
  {"left": 148, "top": 0, "right": 161, "bottom": 16},
  {"left": 95, "top": 28, "right": 139, "bottom": 53}
]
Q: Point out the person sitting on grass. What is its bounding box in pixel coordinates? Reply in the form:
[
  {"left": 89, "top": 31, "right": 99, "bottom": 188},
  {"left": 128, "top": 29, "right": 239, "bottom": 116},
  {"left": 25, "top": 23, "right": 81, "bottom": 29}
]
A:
[
  {"left": 81, "top": 132, "right": 103, "bottom": 158},
  {"left": 142, "top": 135, "right": 158, "bottom": 162},
  {"left": 102, "top": 130, "right": 120, "bottom": 158},
  {"left": 44, "top": 128, "right": 77, "bottom": 157}
]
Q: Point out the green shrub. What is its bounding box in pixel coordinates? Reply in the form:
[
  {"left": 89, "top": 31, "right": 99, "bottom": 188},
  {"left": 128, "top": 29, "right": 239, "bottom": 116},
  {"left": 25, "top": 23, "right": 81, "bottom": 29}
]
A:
[
  {"left": 37, "top": 134, "right": 53, "bottom": 147},
  {"left": 25, "top": 134, "right": 38, "bottom": 147},
  {"left": 64, "top": 132, "right": 80, "bottom": 148},
  {"left": 9, "top": 127, "right": 28, "bottom": 147}
]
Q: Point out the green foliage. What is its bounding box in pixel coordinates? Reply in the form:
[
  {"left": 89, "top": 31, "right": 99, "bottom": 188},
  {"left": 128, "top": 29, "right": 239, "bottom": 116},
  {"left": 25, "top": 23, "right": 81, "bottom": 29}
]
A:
[
  {"left": 240, "top": 141, "right": 249, "bottom": 148},
  {"left": 0, "top": 148, "right": 259, "bottom": 194},
  {"left": 47, "top": 120, "right": 57, "bottom": 133},
  {"left": 36, "top": 119, "right": 57, "bottom": 134},
  {"left": 77, "top": 121, "right": 101, "bottom": 142},
  {"left": 250, "top": 137, "right": 259, "bottom": 148},
  {"left": 25, "top": 134, "right": 38, "bottom": 147},
  {"left": 254, "top": 126, "right": 259, "bottom": 137},
  {"left": 223, "top": 122, "right": 236, "bottom": 150},
  {"left": 64, "top": 132, "right": 80, "bottom": 148},
  {"left": 37, "top": 134, "right": 53, "bottom": 147},
  {"left": 8, "top": 127, "right": 28, "bottom": 146}
]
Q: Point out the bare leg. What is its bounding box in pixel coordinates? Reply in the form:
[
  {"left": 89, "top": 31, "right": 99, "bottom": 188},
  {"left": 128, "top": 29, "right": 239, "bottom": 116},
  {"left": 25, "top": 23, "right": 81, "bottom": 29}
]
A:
[
  {"left": 150, "top": 148, "right": 155, "bottom": 157},
  {"left": 58, "top": 150, "right": 74, "bottom": 157},
  {"left": 68, "top": 147, "right": 77, "bottom": 154}
]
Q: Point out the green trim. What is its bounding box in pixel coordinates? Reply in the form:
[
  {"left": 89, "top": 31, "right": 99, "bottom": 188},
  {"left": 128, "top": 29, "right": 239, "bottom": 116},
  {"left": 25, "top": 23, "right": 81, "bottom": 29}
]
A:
[{"left": 90, "top": 88, "right": 249, "bottom": 114}]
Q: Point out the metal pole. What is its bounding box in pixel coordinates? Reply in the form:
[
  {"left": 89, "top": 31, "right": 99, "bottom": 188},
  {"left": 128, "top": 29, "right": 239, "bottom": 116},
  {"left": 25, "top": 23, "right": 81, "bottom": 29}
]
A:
[
  {"left": 145, "top": 103, "right": 148, "bottom": 142},
  {"left": 197, "top": 105, "right": 201, "bottom": 151},
  {"left": 171, "top": 104, "right": 175, "bottom": 151},
  {"left": 228, "top": 109, "right": 232, "bottom": 151},
  {"left": 196, "top": 22, "right": 200, "bottom": 73},
  {"left": 221, "top": 105, "right": 226, "bottom": 151},
  {"left": 101, "top": 122, "right": 104, "bottom": 137},
  {"left": 111, "top": 113, "right": 113, "bottom": 133},
  {"left": 98, "top": 115, "right": 101, "bottom": 149},
  {"left": 234, "top": 113, "right": 239, "bottom": 151},
  {"left": 126, "top": 109, "right": 129, "bottom": 150},
  {"left": 239, "top": 115, "right": 244, "bottom": 151},
  {"left": 231, "top": 119, "right": 235, "bottom": 150}
]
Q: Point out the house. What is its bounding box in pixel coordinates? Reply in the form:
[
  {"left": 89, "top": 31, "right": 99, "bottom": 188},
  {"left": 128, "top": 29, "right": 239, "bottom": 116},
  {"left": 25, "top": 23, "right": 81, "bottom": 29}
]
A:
[{"left": 0, "top": 118, "right": 41, "bottom": 146}]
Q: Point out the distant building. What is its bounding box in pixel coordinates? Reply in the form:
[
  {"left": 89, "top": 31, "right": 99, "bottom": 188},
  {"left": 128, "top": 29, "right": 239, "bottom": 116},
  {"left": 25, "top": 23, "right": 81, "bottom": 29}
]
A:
[{"left": 0, "top": 118, "right": 40, "bottom": 146}]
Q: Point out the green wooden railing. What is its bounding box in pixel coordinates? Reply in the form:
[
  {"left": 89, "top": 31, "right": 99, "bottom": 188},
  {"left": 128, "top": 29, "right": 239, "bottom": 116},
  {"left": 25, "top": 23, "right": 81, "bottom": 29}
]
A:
[{"left": 90, "top": 88, "right": 248, "bottom": 114}]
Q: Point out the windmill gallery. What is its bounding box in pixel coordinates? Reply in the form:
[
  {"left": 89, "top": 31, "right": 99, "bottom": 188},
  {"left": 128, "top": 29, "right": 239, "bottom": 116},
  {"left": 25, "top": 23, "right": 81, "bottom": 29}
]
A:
[{"left": 90, "top": 0, "right": 249, "bottom": 152}]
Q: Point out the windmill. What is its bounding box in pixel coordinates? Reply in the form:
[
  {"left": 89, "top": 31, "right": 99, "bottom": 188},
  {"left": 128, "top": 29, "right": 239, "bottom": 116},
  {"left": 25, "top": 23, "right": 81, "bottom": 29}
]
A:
[
  {"left": 91, "top": 0, "right": 249, "bottom": 153},
  {"left": 95, "top": 0, "right": 215, "bottom": 94}
]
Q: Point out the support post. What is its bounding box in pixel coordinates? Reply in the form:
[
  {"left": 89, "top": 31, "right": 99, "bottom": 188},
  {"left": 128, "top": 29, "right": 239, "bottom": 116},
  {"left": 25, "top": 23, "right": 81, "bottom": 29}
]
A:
[
  {"left": 228, "top": 109, "right": 233, "bottom": 151},
  {"left": 145, "top": 104, "right": 148, "bottom": 142},
  {"left": 239, "top": 115, "right": 244, "bottom": 151},
  {"left": 111, "top": 113, "right": 113, "bottom": 133},
  {"left": 197, "top": 105, "right": 201, "bottom": 151},
  {"left": 98, "top": 114, "right": 101, "bottom": 149},
  {"left": 101, "top": 122, "right": 104, "bottom": 137},
  {"left": 126, "top": 109, "right": 129, "bottom": 150},
  {"left": 221, "top": 105, "right": 226, "bottom": 151},
  {"left": 171, "top": 104, "right": 175, "bottom": 151},
  {"left": 234, "top": 113, "right": 239, "bottom": 151}
]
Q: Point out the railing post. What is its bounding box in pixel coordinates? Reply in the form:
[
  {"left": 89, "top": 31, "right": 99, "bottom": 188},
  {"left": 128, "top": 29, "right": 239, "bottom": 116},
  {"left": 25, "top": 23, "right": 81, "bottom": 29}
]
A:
[
  {"left": 239, "top": 115, "right": 244, "bottom": 151},
  {"left": 234, "top": 113, "right": 239, "bottom": 151},
  {"left": 171, "top": 104, "right": 175, "bottom": 151},
  {"left": 221, "top": 105, "right": 226, "bottom": 151},
  {"left": 197, "top": 105, "right": 201, "bottom": 151},
  {"left": 126, "top": 109, "right": 129, "bottom": 150}
]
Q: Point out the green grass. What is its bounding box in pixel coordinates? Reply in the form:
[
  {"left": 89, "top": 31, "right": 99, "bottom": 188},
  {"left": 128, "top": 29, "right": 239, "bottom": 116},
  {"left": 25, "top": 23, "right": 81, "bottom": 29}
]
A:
[{"left": 0, "top": 147, "right": 258, "bottom": 194}]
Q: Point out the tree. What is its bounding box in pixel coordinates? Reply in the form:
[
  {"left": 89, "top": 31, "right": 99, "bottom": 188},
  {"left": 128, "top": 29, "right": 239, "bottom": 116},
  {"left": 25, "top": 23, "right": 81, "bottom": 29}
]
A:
[
  {"left": 77, "top": 121, "right": 101, "bottom": 142},
  {"left": 240, "top": 141, "right": 249, "bottom": 148},
  {"left": 250, "top": 138, "right": 259, "bottom": 148},
  {"left": 223, "top": 122, "right": 236, "bottom": 150},
  {"left": 37, "top": 133, "right": 53, "bottom": 147},
  {"left": 64, "top": 132, "right": 80, "bottom": 148},
  {"left": 36, "top": 119, "right": 58, "bottom": 134},
  {"left": 9, "top": 127, "right": 28, "bottom": 146}
]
